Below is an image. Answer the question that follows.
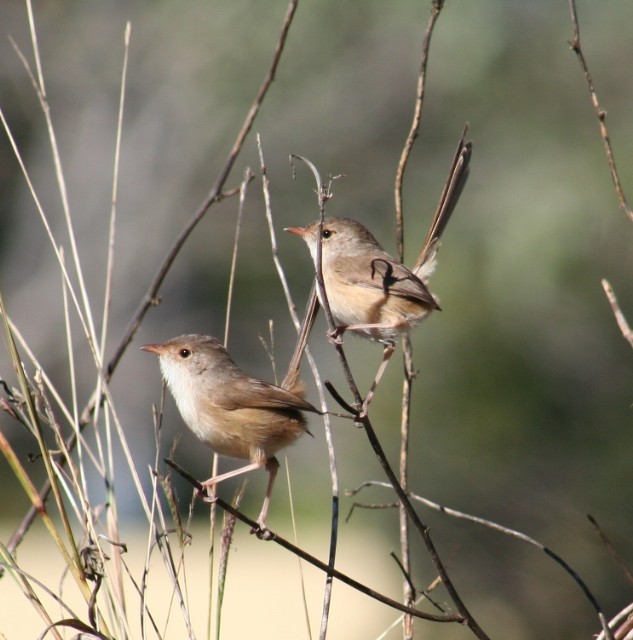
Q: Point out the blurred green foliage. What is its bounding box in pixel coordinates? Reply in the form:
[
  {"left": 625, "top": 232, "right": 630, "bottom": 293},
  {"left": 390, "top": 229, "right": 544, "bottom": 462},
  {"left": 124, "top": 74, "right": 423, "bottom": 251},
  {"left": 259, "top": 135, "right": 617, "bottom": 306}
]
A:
[{"left": 0, "top": 1, "right": 632, "bottom": 638}]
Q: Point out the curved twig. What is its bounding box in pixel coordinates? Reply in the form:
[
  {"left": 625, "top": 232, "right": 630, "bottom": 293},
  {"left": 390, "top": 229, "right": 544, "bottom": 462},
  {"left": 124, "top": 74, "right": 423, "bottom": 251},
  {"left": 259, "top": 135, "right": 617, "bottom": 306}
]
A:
[
  {"left": 164, "top": 458, "right": 463, "bottom": 625},
  {"left": 567, "top": 0, "right": 633, "bottom": 222},
  {"left": 601, "top": 279, "right": 633, "bottom": 350},
  {"left": 4, "top": 0, "right": 300, "bottom": 563},
  {"left": 260, "top": 138, "right": 340, "bottom": 639},
  {"left": 394, "top": 0, "right": 445, "bottom": 260},
  {"left": 392, "top": 3, "right": 448, "bottom": 636},
  {"left": 347, "top": 481, "right": 614, "bottom": 639},
  {"left": 108, "top": 0, "right": 300, "bottom": 376},
  {"left": 291, "top": 152, "right": 488, "bottom": 638}
]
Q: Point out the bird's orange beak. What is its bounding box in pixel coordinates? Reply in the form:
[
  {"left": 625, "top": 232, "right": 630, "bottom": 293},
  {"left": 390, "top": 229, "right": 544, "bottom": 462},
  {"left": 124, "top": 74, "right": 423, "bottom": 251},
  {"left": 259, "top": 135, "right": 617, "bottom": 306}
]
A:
[
  {"left": 284, "top": 226, "right": 308, "bottom": 237},
  {"left": 140, "top": 343, "right": 167, "bottom": 356}
]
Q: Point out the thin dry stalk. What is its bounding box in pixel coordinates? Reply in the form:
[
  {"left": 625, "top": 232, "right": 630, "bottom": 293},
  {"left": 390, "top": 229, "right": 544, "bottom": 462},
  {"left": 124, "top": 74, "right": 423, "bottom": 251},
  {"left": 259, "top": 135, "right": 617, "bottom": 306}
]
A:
[
  {"left": 285, "top": 458, "right": 313, "bottom": 640},
  {"left": 166, "top": 459, "right": 463, "bottom": 624},
  {"left": 99, "top": 21, "right": 131, "bottom": 360},
  {"left": 347, "top": 480, "right": 613, "bottom": 638},
  {"left": 588, "top": 515, "right": 633, "bottom": 587},
  {"left": 97, "top": 33, "right": 134, "bottom": 618},
  {"left": 214, "top": 483, "right": 246, "bottom": 640},
  {"left": 24, "top": 0, "right": 100, "bottom": 346},
  {"left": 259, "top": 137, "right": 338, "bottom": 639},
  {"left": 224, "top": 168, "right": 254, "bottom": 348},
  {"left": 109, "top": 0, "right": 300, "bottom": 375},
  {"left": 289, "top": 155, "right": 364, "bottom": 409},
  {"left": 3, "top": 0, "right": 300, "bottom": 571},
  {"left": 393, "top": 2, "right": 445, "bottom": 635},
  {"left": 394, "top": 0, "right": 445, "bottom": 259},
  {"left": 566, "top": 10, "right": 631, "bottom": 634},
  {"left": 601, "top": 279, "right": 633, "bottom": 350},
  {"left": 289, "top": 155, "right": 488, "bottom": 639},
  {"left": 567, "top": 0, "right": 633, "bottom": 222}
]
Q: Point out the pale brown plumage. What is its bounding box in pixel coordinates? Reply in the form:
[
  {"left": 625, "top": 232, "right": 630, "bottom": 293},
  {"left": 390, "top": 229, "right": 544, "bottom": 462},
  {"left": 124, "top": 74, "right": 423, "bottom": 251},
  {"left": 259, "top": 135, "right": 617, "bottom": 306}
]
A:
[
  {"left": 286, "top": 217, "right": 440, "bottom": 344},
  {"left": 142, "top": 334, "right": 319, "bottom": 529},
  {"left": 286, "top": 133, "right": 472, "bottom": 411}
]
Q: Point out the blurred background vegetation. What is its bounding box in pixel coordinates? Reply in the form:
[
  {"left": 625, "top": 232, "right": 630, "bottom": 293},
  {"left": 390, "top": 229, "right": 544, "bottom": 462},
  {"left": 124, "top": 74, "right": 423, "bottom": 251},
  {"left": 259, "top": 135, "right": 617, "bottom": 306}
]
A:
[{"left": 0, "top": 1, "right": 632, "bottom": 638}]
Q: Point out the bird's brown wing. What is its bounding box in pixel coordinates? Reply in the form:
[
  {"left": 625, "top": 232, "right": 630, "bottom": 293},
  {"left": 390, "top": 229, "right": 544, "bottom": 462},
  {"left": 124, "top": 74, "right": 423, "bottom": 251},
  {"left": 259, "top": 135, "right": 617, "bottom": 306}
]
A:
[
  {"left": 216, "top": 377, "right": 320, "bottom": 415},
  {"left": 335, "top": 254, "right": 439, "bottom": 309}
]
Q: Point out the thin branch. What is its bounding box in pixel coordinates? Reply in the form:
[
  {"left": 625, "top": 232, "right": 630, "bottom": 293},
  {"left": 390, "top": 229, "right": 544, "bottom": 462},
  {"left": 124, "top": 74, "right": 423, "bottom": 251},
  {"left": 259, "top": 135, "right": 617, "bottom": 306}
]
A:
[
  {"left": 347, "top": 480, "right": 614, "bottom": 640},
  {"left": 289, "top": 154, "right": 363, "bottom": 410},
  {"left": 391, "top": 3, "right": 451, "bottom": 636},
  {"left": 164, "top": 458, "right": 464, "bottom": 625},
  {"left": 3, "top": 0, "right": 300, "bottom": 563},
  {"left": 394, "top": 0, "right": 445, "bottom": 261},
  {"left": 354, "top": 416, "right": 490, "bottom": 639},
  {"left": 292, "top": 154, "right": 488, "bottom": 639},
  {"left": 567, "top": 0, "right": 633, "bottom": 222},
  {"left": 601, "top": 279, "right": 633, "bottom": 350},
  {"left": 224, "top": 168, "right": 254, "bottom": 348},
  {"left": 588, "top": 515, "right": 633, "bottom": 586},
  {"left": 260, "top": 140, "right": 340, "bottom": 640},
  {"left": 107, "top": 0, "right": 299, "bottom": 378}
]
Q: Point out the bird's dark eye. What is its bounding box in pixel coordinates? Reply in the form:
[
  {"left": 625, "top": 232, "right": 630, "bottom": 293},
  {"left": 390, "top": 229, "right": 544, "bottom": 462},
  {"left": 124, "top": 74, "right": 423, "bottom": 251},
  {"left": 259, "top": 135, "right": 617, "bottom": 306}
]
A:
[
  {"left": 322, "top": 228, "right": 333, "bottom": 239},
  {"left": 179, "top": 348, "right": 192, "bottom": 359}
]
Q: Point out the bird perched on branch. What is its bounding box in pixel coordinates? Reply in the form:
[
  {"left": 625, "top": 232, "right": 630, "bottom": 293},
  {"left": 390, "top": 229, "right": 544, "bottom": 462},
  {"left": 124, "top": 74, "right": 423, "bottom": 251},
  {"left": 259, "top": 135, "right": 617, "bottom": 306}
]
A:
[
  {"left": 286, "top": 131, "right": 472, "bottom": 410},
  {"left": 142, "top": 334, "right": 319, "bottom": 530}
]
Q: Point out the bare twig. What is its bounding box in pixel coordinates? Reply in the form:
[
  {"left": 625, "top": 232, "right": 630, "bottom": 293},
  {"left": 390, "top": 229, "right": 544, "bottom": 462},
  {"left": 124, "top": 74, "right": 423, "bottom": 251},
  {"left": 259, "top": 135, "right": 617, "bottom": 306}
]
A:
[
  {"left": 289, "top": 154, "right": 363, "bottom": 411},
  {"left": 601, "top": 279, "right": 633, "bottom": 350},
  {"left": 99, "top": 21, "right": 131, "bottom": 364},
  {"left": 3, "top": 0, "right": 300, "bottom": 563},
  {"left": 596, "top": 602, "right": 633, "bottom": 640},
  {"left": 389, "top": 552, "right": 418, "bottom": 604},
  {"left": 224, "top": 168, "right": 254, "bottom": 348},
  {"left": 261, "top": 140, "right": 339, "bottom": 640},
  {"left": 394, "top": 0, "right": 445, "bottom": 260},
  {"left": 588, "top": 515, "right": 633, "bottom": 586},
  {"left": 567, "top": 0, "right": 633, "bottom": 222},
  {"left": 392, "top": 1, "right": 470, "bottom": 636},
  {"left": 347, "top": 480, "right": 614, "bottom": 640},
  {"left": 292, "top": 154, "right": 488, "bottom": 639},
  {"left": 164, "top": 458, "right": 463, "bottom": 625},
  {"left": 108, "top": 0, "right": 299, "bottom": 377},
  {"left": 392, "top": 3, "right": 471, "bottom": 635}
]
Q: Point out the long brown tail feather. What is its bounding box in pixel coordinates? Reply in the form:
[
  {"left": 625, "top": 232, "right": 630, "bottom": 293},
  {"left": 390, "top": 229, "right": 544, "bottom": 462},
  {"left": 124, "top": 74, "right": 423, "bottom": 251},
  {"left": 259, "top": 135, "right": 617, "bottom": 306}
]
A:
[{"left": 414, "top": 125, "right": 473, "bottom": 273}]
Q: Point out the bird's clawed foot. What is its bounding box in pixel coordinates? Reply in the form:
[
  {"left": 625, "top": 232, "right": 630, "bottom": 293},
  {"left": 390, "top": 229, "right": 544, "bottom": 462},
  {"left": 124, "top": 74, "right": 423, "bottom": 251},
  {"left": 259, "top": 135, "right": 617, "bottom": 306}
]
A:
[
  {"left": 250, "top": 520, "right": 274, "bottom": 540},
  {"left": 197, "top": 481, "right": 220, "bottom": 504},
  {"left": 327, "top": 325, "right": 347, "bottom": 346}
]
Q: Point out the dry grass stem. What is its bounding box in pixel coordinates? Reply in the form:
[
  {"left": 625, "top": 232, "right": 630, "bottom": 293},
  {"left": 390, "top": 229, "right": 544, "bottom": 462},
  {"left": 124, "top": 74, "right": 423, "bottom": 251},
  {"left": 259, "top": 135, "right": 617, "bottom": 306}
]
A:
[
  {"left": 601, "top": 279, "right": 633, "bottom": 350},
  {"left": 568, "top": 0, "right": 633, "bottom": 222},
  {"left": 259, "top": 138, "right": 339, "bottom": 639}
]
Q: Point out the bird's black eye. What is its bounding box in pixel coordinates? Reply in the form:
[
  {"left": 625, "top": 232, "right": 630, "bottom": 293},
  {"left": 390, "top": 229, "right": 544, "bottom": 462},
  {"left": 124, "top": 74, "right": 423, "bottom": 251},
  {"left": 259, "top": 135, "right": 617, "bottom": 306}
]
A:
[
  {"left": 179, "top": 348, "right": 192, "bottom": 359},
  {"left": 322, "top": 228, "right": 333, "bottom": 239}
]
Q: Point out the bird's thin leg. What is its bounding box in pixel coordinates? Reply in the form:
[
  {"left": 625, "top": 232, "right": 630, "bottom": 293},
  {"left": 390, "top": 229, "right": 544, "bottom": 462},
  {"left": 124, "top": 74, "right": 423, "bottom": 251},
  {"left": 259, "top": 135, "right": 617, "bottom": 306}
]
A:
[
  {"left": 256, "top": 456, "right": 280, "bottom": 530},
  {"left": 328, "top": 322, "right": 398, "bottom": 344},
  {"left": 200, "top": 461, "right": 263, "bottom": 490},
  {"left": 361, "top": 342, "right": 395, "bottom": 416}
]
